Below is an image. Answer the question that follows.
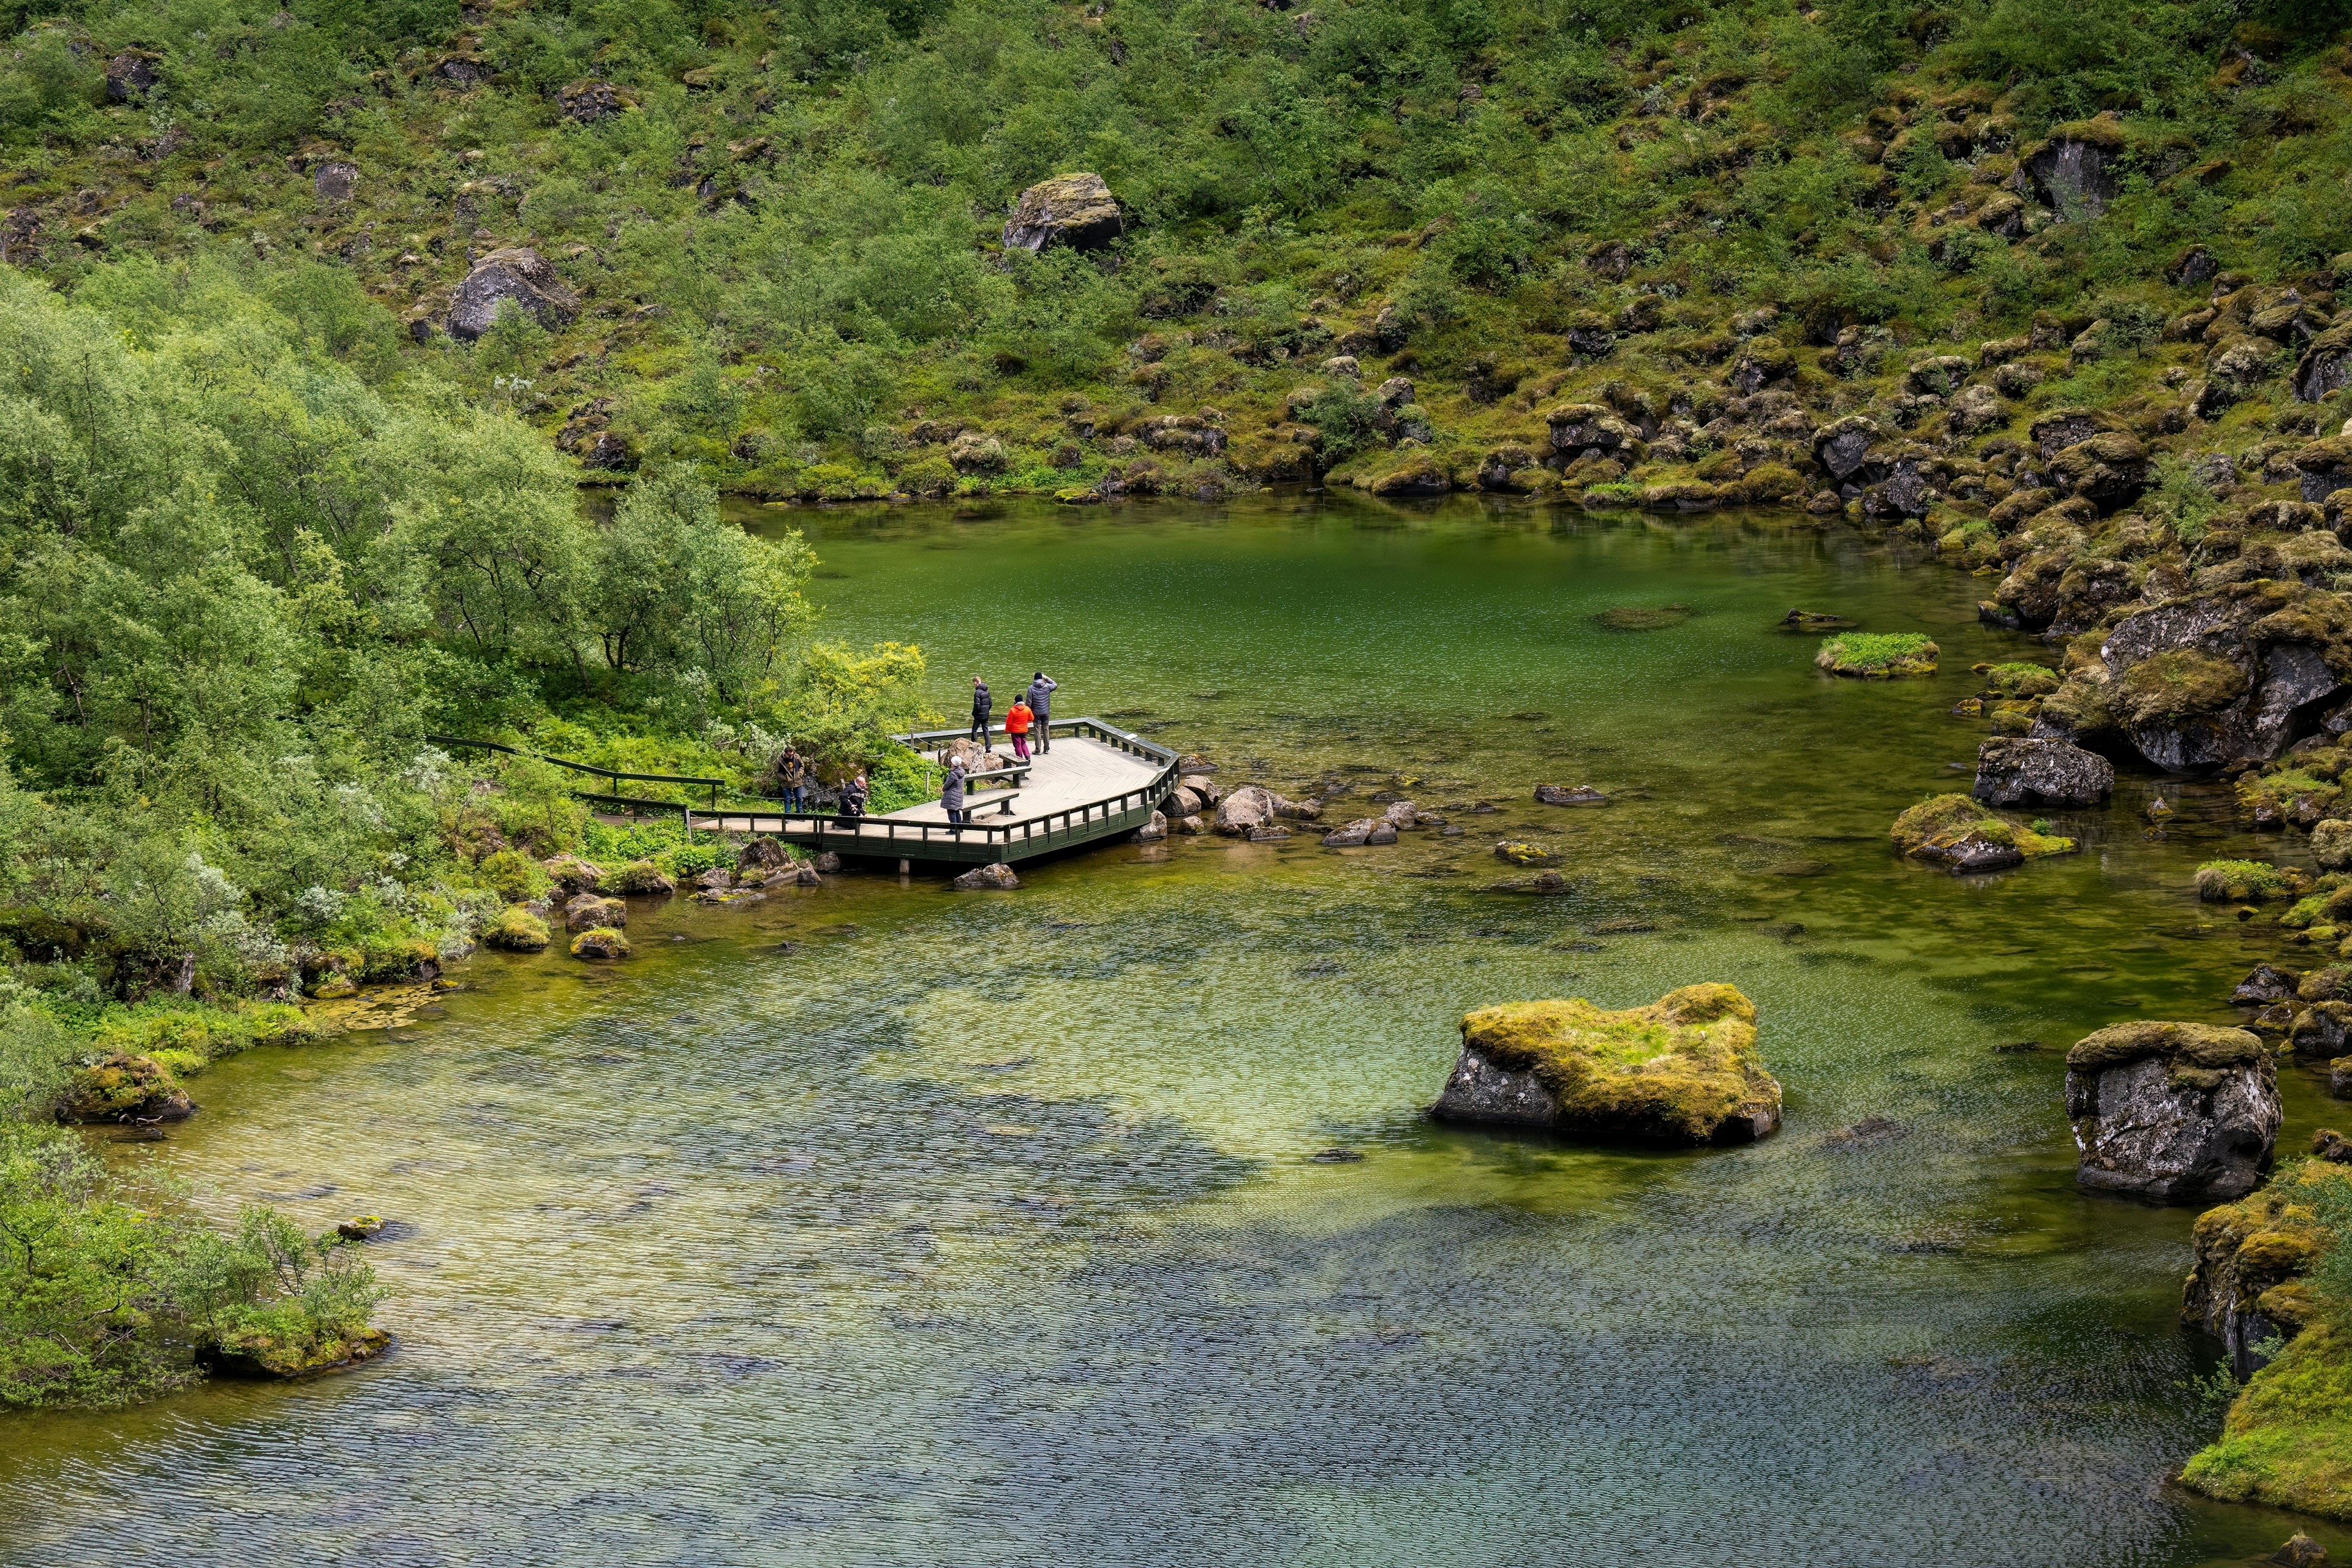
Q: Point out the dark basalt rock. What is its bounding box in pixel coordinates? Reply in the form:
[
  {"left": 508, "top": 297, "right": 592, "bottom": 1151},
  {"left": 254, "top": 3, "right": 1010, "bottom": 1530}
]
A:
[
  {"left": 2065, "top": 1021, "right": 2280, "bottom": 1202},
  {"left": 2232, "top": 963, "right": 2302, "bottom": 1006},
  {"left": 1971, "top": 737, "right": 2113, "bottom": 807}
]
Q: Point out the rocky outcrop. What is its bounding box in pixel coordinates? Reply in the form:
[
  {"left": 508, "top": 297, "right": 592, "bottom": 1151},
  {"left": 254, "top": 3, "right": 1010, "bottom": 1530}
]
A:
[
  {"left": 1430, "top": 983, "right": 1779, "bottom": 1145},
  {"left": 952, "top": 862, "right": 1020, "bottom": 890},
  {"left": 2024, "top": 123, "right": 2124, "bottom": 217},
  {"left": 557, "top": 80, "right": 638, "bottom": 123},
  {"left": 2233, "top": 963, "right": 2301, "bottom": 1006},
  {"left": 2065, "top": 1021, "right": 2280, "bottom": 1202},
  {"left": 541, "top": 854, "right": 605, "bottom": 891},
  {"left": 1001, "top": 173, "right": 1124, "bottom": 253},
  {"left": 198, "top": 1322, "right": 391, "bottom": 1380},
  {"left": 1321, "top": 817, "right": 1399, "bottom": 847},
  {"left": 447, "top": 247, "right": 580, "bottom": 341},
  {"left": 2183, "top": 1153, "right": 2341, "bottom": 1375},
  {"left": 2034, "top": 590, "right": 2348, "bottom": 771},
  {"left": 1971, "top": 737, "right": 2114, "bottom": 807}
]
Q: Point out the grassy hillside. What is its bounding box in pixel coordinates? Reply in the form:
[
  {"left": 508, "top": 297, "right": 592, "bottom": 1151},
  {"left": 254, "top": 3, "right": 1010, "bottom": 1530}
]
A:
[{"left": 4, "top": 0, "right": 2349, "bottom": 502}]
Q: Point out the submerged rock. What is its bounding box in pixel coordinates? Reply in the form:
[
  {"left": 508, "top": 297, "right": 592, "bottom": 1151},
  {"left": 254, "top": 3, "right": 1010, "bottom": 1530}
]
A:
[
  {"left": 1971, "top": 737, "right": 2114, "bottom": 807},
  {"left": 1534, "top": 784, "right": 1609, "bottom": 807},
  {"left": 1430, "top": 982, "right": 1781, "bottom": 1145},
  {"left": 2065, "top": 1020, "right": 2280, "bottom": 1202},
  {"left": 1891, "top": 794, "right": 2075, "bottom": 870},
  {"left": 952, "top": 862, "right": 1020, "bottom": 891}
]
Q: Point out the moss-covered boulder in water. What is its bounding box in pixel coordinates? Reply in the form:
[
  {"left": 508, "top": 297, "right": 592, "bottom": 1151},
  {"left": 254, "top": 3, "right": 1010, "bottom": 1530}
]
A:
[
  {"left": 61, "top": 1053, "right": 194, "bottom": 1123},
  {"left": 1891, "top": 794, "right": 2076, "bottom": 871},
  {"left": 482, "top": 905, "right": 550, "bottom": 952},
  {"left": 200, "top": 1321, "right": 392, "bottom": 1379},
  {"left": 1816, "top": 631, "right": 1938, "bottom": 678},
  {"left": 2065, "top": 1021, "right": 2280, "bottom": 1202},
  {"left": 1430, "top": 982, "right": 1781, "bottom": 1146},
  {"left": 571, "top": 925, "right": 629, "bottom": 959}
]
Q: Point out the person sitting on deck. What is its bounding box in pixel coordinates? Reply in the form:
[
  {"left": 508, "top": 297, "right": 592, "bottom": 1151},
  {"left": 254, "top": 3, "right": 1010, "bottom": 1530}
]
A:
[
  {"left": 941, "top": 756, "right": 968, "bottom": 826},
  {"left": 1004, "top": 698, "right": 1035, "bottom": 762},
  {"left": 835, "top": 771, "right": 869, "bottom": 828},
  {"left": 1027, "top": 672, "right": 1057, "bottom": 753}
]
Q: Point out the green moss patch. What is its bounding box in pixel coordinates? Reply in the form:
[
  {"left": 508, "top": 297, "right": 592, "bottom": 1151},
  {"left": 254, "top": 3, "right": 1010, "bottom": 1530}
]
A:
[
  {"left": 2198, "top": 860, "right": 2307, "bottom": 902},
  {"left": 1460, "top": 982, "right": 1780, "bottom": 1145},
  {"left": 482, "top": 907, "right": 551, "bottom": 952},
  {"left": 1891, "top": 794, "right": 2076, "bottom": 860},
  {"left": 1817, "top": 632, "right": 1939, "bottom": 679}
]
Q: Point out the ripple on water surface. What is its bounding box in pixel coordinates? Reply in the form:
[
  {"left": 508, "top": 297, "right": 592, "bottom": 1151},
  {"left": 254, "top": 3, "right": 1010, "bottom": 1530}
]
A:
[{"left": 3, "top": 496, "right": 2345, "bottom": 1568}]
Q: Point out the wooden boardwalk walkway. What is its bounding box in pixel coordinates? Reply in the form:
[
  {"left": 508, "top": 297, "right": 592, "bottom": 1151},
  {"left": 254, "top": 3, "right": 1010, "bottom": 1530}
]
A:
[{"left": 687, "top": 718, "right": 1179, "bottom": 866}]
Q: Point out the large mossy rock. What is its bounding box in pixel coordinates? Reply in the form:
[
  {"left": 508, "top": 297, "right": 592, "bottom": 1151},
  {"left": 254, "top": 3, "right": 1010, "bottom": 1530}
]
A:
[
  {"left": 2065, "top": 1021, "right": 2280, "bottom": 1202},
  {"left": 1430, "top": 982, "right": 1781, "bottom": 1146},
  {"left": 1001, "top": 172, "right": 1124, "bottom": 253},
  {"left": 199, "top": 1322, "right": 391, "bottom": 1379},
  {"left": 447, "top": 247, "right": 579, "bottom": 341},
  {"left": 62, "top": 1052, "right": 194, "bottom": 1123},
  {"left": 1891, "top": 793, "right": 2075, "bottom": 871},
  {"left": 1815, "top": 631, "right": 1937, "bottom": 677}
]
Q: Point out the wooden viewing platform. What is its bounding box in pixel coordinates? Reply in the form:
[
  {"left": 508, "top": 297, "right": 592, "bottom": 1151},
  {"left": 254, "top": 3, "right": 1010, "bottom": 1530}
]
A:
[{"left": 688, "top": 718, "right": 1180, "bottom": 865}]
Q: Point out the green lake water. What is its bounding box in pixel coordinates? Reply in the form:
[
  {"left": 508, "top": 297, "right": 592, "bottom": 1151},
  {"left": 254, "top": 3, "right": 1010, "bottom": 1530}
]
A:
[{"left": 5, "top": 494, "right": 2348, "bottom": 1567}]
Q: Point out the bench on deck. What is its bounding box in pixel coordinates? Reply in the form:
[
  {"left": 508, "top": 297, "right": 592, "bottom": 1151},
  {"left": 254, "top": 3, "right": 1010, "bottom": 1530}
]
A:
[{"left": 951, "top": 790, "right": 1022, "bottom": 818}]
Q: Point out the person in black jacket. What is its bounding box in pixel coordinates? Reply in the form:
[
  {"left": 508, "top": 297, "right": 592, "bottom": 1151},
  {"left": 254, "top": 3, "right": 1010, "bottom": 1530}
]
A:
[{"left": 969, "top": 676, "right": 991, "bottom": 745}]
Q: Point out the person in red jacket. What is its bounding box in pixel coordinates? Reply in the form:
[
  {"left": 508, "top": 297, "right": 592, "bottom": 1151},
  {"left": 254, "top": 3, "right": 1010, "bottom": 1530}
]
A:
[{"left": 1005, "top": 697, "right": 1035, "bottom": 761}]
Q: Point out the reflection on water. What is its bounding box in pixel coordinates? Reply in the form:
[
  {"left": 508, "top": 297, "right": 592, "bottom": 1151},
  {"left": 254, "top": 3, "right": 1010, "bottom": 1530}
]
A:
[{"left": 4, "top": 495, "right": 2345, "bottom": 1567}]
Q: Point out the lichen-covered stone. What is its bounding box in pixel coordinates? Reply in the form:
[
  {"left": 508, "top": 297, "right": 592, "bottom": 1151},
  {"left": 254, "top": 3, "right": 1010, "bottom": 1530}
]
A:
[
  {"left": 1001, "top": 173, "right": 1124, "bottom": 253},
  {"left": 1430, "top": 983, "right": 1781, "bottom": 1145},
  {"left": 2065, "top": 1021, "right": 2280, "bottom": 1202}
]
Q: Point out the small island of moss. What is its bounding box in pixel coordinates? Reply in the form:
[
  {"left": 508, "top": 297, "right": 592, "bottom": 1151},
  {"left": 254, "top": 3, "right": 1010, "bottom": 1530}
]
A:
[
  {"left": 1817, "top": 631, "right": 1939, "bottom": 679},
  {"left": 1431, "top": 982, "right": 1781, "bottom": 1146}
]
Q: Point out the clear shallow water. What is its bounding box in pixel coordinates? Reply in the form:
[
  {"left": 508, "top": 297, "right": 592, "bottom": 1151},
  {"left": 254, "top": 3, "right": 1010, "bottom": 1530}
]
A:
[{"left": 6, "top": 494, "right": 2348, "bottom": 1567}]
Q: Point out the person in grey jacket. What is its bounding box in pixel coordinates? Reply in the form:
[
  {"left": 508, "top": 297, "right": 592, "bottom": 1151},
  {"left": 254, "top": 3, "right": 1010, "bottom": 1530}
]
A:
[
  {"left": 941, "top": 756, "right": 968, "bottom": 826},
  {"left": 1027, "top": 672, "right": 1057, "bottom": 753}
]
